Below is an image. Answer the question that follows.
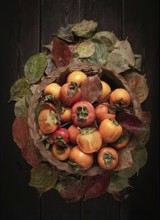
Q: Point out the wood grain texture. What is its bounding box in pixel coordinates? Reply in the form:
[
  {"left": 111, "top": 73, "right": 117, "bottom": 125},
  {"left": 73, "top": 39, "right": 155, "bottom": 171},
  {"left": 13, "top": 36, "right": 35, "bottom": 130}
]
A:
[
  {"left": 0, "top": 0, "right": 41, "bottom": 220},
  {"left": 120, "top": 0, "right": 159, "bottom": 219},
  {"left": 0, "top": 0, "right": 159, "bottom": 219}
]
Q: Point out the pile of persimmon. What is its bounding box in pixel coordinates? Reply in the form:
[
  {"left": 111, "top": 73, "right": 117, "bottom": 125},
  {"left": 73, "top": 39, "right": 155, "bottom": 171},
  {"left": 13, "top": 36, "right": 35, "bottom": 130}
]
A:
[{"left": 37, "top": 70, "right": 131, "bottom": 171}]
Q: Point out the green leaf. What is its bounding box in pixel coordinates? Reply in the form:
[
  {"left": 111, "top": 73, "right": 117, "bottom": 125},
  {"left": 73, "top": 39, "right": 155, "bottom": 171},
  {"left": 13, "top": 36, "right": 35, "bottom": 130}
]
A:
[
  {"left": 116, "top": 167, "right": 137, "bottom": 178},
  {"left": 106, "top": 52, "right": 130, "bottom": 74},
  {"left": 9, "top": 78, "right": 30, "bottom": 102},
  {"left": 72, "top": 19, "right": 98, "bottom": 38},
  {"left": 132, "top": 147, "right": 148, "bottom": 174},
  {"left": 24, "top": 52, "right": 48, "bottom": 84},
  {"left": 113, "top": 40, "right": 135, "bottom": 67},
  {"left": 14, "top": 96, "right": 28, "bottom": 117},
  {"left": 93, "top": 31, "right": 118, "bottom": 51},
  {"left": 107, "top": 174, "right": 130, "bottom": 192},
  {"left": 91, "top": 39, "right": 109, "bottom": 65},
  {"left": 57, "top": 24, "right": 74, "bottom": 42},
  {"left": 29, "top": 163, "right": 58, "bottom": 195},
  {"left": 77, "top": 41, "right": 96, "bottom": 58}
]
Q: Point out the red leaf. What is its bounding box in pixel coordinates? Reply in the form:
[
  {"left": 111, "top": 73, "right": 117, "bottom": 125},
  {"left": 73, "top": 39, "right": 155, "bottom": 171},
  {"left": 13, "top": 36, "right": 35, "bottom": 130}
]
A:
[
  {"left": 83, "top": 172, "right": 110, "bottom": 200},
  {"left": 116, "top": 111, "right": 143, "bottom": 133},
  {"left": 56, "top": 176, "right": 82, "bottom": 203},
  {"left": 51, "top": 37, "right": 72, "bottom": 67},
  {"left": 80, "top": 75, "right": 102, "bottom": 103},
  {"left": 12, "top": 116, "right": 42, "bottom": 167},
  {"left": 21, "top": 138, "right": 42, "bottom": 167},
  {"left": 12, "top": 116, "right": 30, "bottom": 149}
]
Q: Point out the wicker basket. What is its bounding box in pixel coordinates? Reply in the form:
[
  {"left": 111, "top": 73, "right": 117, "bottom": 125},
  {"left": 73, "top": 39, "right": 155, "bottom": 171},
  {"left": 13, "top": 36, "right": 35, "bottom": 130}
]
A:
[{"left": 28, "top": 62, "right": 142, "bottom": 175}]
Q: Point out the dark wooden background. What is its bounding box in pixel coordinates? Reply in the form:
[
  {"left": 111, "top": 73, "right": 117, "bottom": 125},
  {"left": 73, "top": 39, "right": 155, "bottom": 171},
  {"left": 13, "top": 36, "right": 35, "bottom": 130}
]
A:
[{"left": 0, "top": 0, "right": 159, "bottom": 219}]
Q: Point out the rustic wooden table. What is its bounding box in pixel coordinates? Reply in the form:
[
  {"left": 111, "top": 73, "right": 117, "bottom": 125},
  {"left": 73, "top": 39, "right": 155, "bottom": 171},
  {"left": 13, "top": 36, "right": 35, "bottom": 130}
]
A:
[{"left": 0, "top": 0, "right": 159, "bottom": 219}]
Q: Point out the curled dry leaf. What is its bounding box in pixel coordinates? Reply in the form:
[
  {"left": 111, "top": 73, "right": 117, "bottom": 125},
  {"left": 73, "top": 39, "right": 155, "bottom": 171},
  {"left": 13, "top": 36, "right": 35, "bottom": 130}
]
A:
[
  {"left": 83, "top": 173, "right": 110, "bottom": 200},
  {"left": 122, "top": 71, "right": 149, "bottom": 103},
  {"left": 51, "top": 37, "right": 73, "bottom": 67},
  {"left": 80, "top": 75, "right": 102, "bottom": 103}
]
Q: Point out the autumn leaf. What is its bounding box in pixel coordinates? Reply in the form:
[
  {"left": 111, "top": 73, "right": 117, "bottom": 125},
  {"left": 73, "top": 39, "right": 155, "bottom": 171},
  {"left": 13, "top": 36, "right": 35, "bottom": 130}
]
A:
[
  {"left": 80, "top": 75, "right": 102, "bottom": 103},
  {"left": 29, "top": 163, "right": 58, "bottom": 195},
  {"left": 122, "top": 71, "right": 149, "bottom": 103},
  {"left": 83, "top": 172, "right": 110, "bottom": 200},
  {"left": 72, "top": 19, "right": 98, "bottom": 38},
  {"left": 24, "top": 52, "right": 48, "bottom": 84},
  {"left": 55, "top": 175, "right": 82, "bottom": 203},
  {"left": 51, "top": 37, "right": 72, "bottom": 67},
  {"left": 9, "top": 78, "right": 29, "bottom": 102}
]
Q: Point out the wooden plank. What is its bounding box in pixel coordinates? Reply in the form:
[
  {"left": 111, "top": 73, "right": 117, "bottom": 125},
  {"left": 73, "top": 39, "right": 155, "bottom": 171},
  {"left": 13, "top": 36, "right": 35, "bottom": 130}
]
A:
[
  {"left": 80, "top": 0, "right": 123, "bottom": 39},
  {"left": 40, "top": 1, "right": 82, "bottom": 220},
  {"left": 120, "top": 0, "right": 159, "bottom": 219},
  {"left": 0, "top": 0, "right": 41, "bottom": 219},
  {"left": 41, "top": 0, "right": 81, "bottom": 46},
  {"left": 79, "top": 0, "right": 123, "bottom": 219}
]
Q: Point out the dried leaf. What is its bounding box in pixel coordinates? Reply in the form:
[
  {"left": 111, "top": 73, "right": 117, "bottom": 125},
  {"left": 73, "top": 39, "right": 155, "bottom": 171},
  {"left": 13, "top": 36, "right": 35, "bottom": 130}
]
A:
[
  {"left": 93, "top": 31, "right": 118, "bottom": 51},
  {"left": 83, "top": 173, "right": 110, "bottom": 200},
  {"left": 21, "top": 138, "right": 42, "bottom": 167},
  {"left": 12, "top": 116, "right": 42, "bottom": 167},
  {"left": 116, "top": 167, "right": 137, "bottom": 178},
  {"left": 80, "top": 75, "right": 102, "bottom": 103},
  {"left": 107, "top": 174, "right": 130, "bottom": 192},
  {"left": 77, "top": 41, "right": 96, "bottom": 58},
  {"left": 72, "top": 19, "right": 98, "bottom": 38},
  {"left": 106, "top": 52, "right": 130, "bottom": 74},
  {"left": 29, "top": 163, "right": 58, "bottom": 195},
  {"left": 114, "top": 40, "right": 135, "bottom": 67},
  {"left": 91, "top": 39, "right": 109, "bottom": 65},
  {"left": 57, "top": 24, "right": 75, "bottom": 42},
  {"left": 122, "top": 71, "right": 149, "bottom": 103},
  {"left": 14, "top": 96, "right": 28, "bottom": 117},
  {"left": 131, "top": 147, "right": 148, "bottom": 174},
  {"left": 51, "top": 37, "right": 72, "bottom": 67},
  {"left": 45, "top": 54, "right": 56, "bottom": 75},
  {"left": 24, "top": 52, "right": 48, "bottom": 84},
  {"left": 12, "top": 116, "right": 30, "bottom": 149},
  {"left": 55, "top": 175, "right": 82, "bottom": 203},
  {"left": 116, "top": 111, "right": 143, "bottom": 133},
  {"left": 9, "top": 78, "right": 29, "bottom": 102}
]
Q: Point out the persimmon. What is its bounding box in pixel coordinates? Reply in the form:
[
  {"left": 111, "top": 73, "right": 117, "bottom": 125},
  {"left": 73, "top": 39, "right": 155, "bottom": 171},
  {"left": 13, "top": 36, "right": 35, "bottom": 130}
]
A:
[
  {"left": 67, "top": 70, "right": 87, "bottom": 86},
  {"left": 44, "top": 83, "right": 61, "bottom": 100},
  {"left": 76, "top": 128, "right": 102, "bottom": 153},
  {"left": 68, "top": 125, "right": 80, "bottom": 144},
  {"left": 52, "top": 144, "right": 70, "bottom": 161},
  {"left": 99, "top": 81, "right": 111, "bottom": 101},
  {"left": 71, "top": 101, "right": 95, "bottom": 127},
  {"left": 60, "top": 107, "right": 72, "bottom": 123},
  {"left": 112, "top": 128, "right": 130, "bottom": 149},
  {"left": 99, "top": 118, "right": 122, "bottom": 143},
  {"left": 109, "top": 88, "right": 131, "bottom": 107},
  {"left": 69, "top": 146, "right": 93, "bottom": 170},
  {"left": 95, "top": 102, "right": 115, "bottom": 123},
  {"left": 59, "top": 82, "right": 81, "bottom": 107},
  {"left": 38, "top": 109, "right": 59, "bottom": 134},
  {"left": 97, "top": 147, "right": 119, "bottom": 170},
  {"left": 51, "top": 128, "right": 70, "bottom": 146}
]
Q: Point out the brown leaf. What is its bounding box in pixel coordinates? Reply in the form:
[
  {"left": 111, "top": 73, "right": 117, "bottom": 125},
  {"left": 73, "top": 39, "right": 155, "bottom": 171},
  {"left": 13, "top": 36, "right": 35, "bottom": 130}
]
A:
[
  {"left": 83, "top": 173, "right": 110, "bottom": 200},
  {"left": 12, "top": 116, "right": 30, "bottom": 149},
  {"left": 80, "top": 75, "right": 102, "bottom": 103},
  {"left": 12, "top": 116, "right": 42, "bottom": 167},
  {"left": 51, "top": 37, "right": 72, "bottom": 67},
  {"left": 21, "top": 138, "right": 43, "bottom": 167}
]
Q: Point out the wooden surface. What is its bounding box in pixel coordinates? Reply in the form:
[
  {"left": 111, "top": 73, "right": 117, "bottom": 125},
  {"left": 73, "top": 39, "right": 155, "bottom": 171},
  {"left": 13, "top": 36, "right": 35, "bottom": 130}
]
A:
[{"left": 0, "top": 0, "right": 159, "bottom": 219}]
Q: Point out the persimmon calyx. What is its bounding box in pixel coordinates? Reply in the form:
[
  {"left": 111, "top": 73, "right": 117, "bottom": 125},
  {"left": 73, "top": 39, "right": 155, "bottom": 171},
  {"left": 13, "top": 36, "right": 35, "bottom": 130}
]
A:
[
  {"left": 77, "top": 106, "right": 88, "bottom": 121},
  {"left": 103, "top": 152, "right": 116, "bottom": 167},
  {"left": 67, "top": 82, "right": 79, "bottom": 97}
]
